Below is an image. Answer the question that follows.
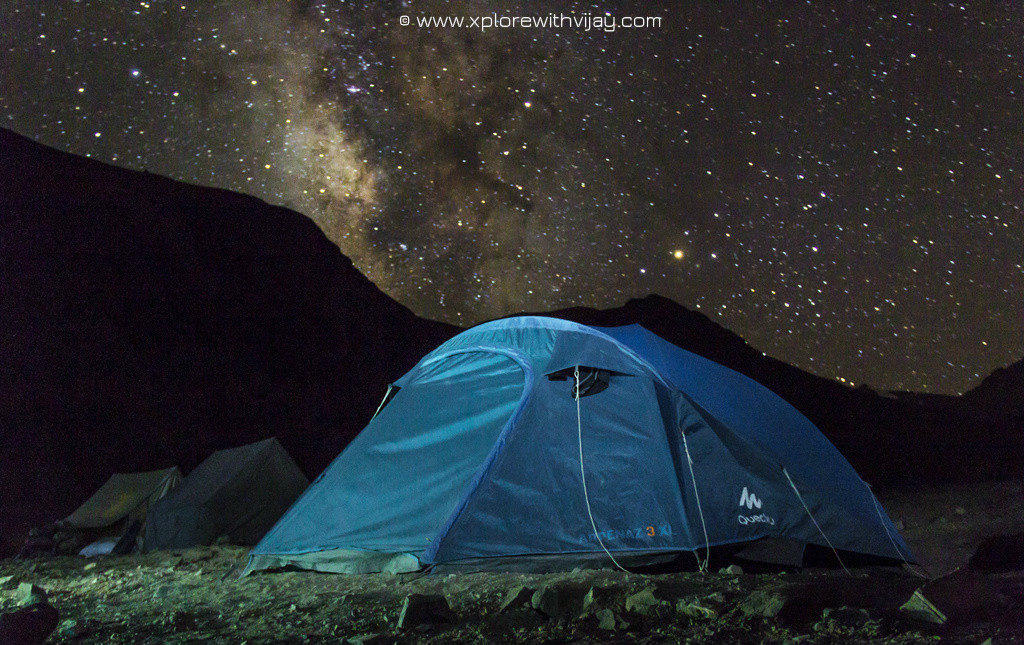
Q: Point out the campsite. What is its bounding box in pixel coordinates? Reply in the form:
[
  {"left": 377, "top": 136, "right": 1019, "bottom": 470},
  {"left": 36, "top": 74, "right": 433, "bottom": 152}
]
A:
[
  {"left": 1, "top": 480, "right": 1023, "bottom": 642},
  {"left": 2, "top": 2, "right": 1023, "bottom": 643},
  {"left": 2, "top": 315, "right": 1023, "bottom": 642}
]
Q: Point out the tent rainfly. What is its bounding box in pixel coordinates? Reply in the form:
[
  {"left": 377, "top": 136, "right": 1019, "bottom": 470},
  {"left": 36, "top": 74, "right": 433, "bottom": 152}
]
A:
[
  {"left": 244, "top": 317, "right": 915, "bottom": 575},
  {"left": 64, "top": 466, "right": 181, "bottom": 555},
  {"left": 143, "top": 438, "right": 308, "bottom": 552}
]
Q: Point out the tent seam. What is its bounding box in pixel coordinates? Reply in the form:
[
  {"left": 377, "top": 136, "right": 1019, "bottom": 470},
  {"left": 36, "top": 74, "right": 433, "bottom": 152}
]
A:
[{"left": 420, "top": 347, "right": 535, "bottom": 565}]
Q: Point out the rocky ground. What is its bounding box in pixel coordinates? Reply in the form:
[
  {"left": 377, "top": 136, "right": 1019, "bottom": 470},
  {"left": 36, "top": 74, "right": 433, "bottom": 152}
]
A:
[{"left": 1, "top": 480, "right": 1022, "bottom": 643}]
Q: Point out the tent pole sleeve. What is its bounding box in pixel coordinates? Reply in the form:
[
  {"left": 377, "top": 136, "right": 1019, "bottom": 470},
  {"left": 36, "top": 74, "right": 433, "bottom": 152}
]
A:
[{"left": 420, "top": 347, "right": 535, "bottom": 565}]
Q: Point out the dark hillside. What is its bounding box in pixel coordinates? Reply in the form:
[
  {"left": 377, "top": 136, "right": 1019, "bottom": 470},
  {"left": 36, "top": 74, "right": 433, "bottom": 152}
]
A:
[
  {"left": 542, "top": 296, "right": 1024, "bottom": 487},
  {"left": 0, "top": 128, "right": 457, "bottom": 552}
]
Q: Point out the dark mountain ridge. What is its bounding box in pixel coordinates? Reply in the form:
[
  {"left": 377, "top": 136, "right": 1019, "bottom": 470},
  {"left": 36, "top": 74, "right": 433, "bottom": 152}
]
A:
[
  {"left": 536, "top": 296, "right": 1023, "bottom": 488},
  {"left": 1, "top": 128, "right": 1020, "bottom": 554},
  {"left": 0, "top": 128, "right": 457, "bottom": 552}
]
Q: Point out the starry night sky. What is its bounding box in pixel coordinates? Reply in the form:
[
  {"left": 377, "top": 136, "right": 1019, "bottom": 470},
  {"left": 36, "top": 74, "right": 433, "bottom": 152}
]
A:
[{"left": 2, "top": 1, "right": 1021, "bottom": 394}]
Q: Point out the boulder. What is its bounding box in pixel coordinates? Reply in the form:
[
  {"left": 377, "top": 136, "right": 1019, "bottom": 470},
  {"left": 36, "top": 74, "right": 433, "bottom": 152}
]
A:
[
  {"left": 596, "top": 608, "right": 617, "bottom": 630},
  {"left": 396, "top": 594, "right": 455, "bottom": 631},
  {"left": 677, "top": 600, "right": 717, "bottom": 620},
  {"left": 968, "top": 532, "right": 1024, "bottom": 573},
  {"left": 0, "top": 603, "right": 59, "bottom": 644},
  {"left": 738, "top": 589, "right": 786, "bottom": 619},
  {"left": 498, "top": 585, "right": 534, "bottom": 613},
  {"left": 899, "top": 590, "right": 946, "bottom": 625},
  {"left": 624, "top": 587, "right": 665, "bottom": 616},
  {"left": 899, "top": 568, "right": 1003, "bottom": 625},
  {"left": 720, "top": 564, "right": 744, "bottom": 575},
  {"left": 15, "top": 582, "right": 47, "bottom": 606},
  {"left": 531, "top": 583, "right": 592, "bottom": 619},
  {"left": 704, "top": 591, "right": 726, "bottom": 605},
  {"left": 55, "top": 618, "right": 93, "bottom": 640},
  {"left": 819, "top": 606, "right": 871, "bottom": 629}
]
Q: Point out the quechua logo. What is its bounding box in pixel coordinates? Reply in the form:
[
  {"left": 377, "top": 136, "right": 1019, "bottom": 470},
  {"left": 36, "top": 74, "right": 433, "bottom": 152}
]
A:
[{"left": 739, "top": 486, "right": 762, "bottom": 510}]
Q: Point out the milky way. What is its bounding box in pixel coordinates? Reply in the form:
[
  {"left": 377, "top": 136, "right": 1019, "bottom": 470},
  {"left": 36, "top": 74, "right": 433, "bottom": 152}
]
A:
[{"left": 2, "top": 1, "right": 1022, "bottom": 393}]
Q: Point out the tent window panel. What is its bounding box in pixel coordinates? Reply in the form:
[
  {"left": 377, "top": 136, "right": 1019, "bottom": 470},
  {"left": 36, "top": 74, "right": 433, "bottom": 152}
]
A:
[{"left": 547, "top": 366, "right": 627, "bottom": 397}]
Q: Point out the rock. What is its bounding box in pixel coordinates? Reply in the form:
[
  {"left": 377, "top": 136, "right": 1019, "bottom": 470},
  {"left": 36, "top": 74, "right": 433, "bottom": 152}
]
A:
[
  {"left": 738, "top": 589, "right": 786, "bottom": 619},
  {"left": 396, "top": 594, "right": 455, "bottom": 631},
  {"left": 531, "top": 583, "right": 592, "bottom": 619},
  {"left": 677, "top": 600, "right": 717, "bottom": 620},
  {"left": 498, "top": 585, "right": 534, "bottom": 613},
  {"left": 704, "top": 591, "right": 726, "bottom": 605},
  {"left": 821, "top": 606, "right": 871, "bottom": 629},
  {"left": 16, "top": 582, "right": 47, "bottom": 606},
  {"left": 55, "top": 618, "right": 92, "bottom": 640},
  {"left": 83, "top": 562, "right": 97, "bottom": 571},
  {"left": 0, "top": 603, "right": 60, "bottom": 644},
  {"left": 596, "top": 607, "right": 617, "bottom": 630},
  {"left": 899, "top": 589, "right": 947, "bottom": 624},
  {"left": 968, "top": 532, "right": 1024, "bottom": 573},
  {"left": 0, "top": 575, "right": 16, "bottom": 589},
  {"left": 624, "top": 586, "right": 665, "bottom": 616},
  {"left": 899, "top": 568, "right": 1002, "bottom": 625},
  {"left": 720, "top": 564, "right": 743, "bottom": 575},
  {"left": 581, "top": 587, "right": 597, "bottom": 615}
]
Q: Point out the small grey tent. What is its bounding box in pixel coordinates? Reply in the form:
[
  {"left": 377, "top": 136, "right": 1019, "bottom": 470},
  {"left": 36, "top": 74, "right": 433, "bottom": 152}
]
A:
[
  {"left": 143, "top": 438, "right": 308, "bottom": 552},
  {"left": 64, "top": 466, "right": 181, "bottom": 555}
]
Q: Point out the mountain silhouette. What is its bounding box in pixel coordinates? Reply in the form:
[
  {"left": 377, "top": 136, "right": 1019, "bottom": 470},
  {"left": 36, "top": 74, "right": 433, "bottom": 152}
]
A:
[
  {"left": 1, "top": 128, "right": 1020, "bottom": 554},
  {"left": 538, "top": 296, "right": 1024, "bottom": 487},
  {"left": 0, "top": 128, "right": 456, "bottom": 553}
]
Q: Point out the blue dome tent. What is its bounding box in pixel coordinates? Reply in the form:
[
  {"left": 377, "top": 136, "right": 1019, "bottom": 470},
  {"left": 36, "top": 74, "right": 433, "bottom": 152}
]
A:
[{"left": 243, "top": 316, "right": 913, "bottom": 574}]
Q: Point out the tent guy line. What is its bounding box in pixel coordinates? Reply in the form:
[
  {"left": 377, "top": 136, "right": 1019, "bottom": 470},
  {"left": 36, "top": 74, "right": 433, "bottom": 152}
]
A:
[{"left": 244, "top": 316, "right": 914, "bottom": 575}]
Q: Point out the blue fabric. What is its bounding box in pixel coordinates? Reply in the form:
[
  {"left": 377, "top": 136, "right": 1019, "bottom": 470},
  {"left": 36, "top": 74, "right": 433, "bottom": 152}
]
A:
[
  {"left": 432, "top": 375, "right": 688, "bottom": 562},
  {"left": 598, "top": 324, "right": 911, "bottom": 558},
  {"left": 249, "top": 316, "right": 914, "bottom": 571},
  {"left": 255, "top": 350, "right": 527, "bottom": 555}
]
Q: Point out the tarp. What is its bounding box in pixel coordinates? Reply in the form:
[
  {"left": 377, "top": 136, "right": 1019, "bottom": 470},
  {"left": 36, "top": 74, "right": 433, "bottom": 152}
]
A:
[
  {"left": 79, "top": 538, "right": 118, "bottom": 557},
  {"left": 144, "top": 438, "right": 308, "bottom": 551},
  {"left": 65, "top": 467, "right": 181, "bottom": 529},
  {"left": 245, "top": 317, "right": 915, "bottom": 574}
]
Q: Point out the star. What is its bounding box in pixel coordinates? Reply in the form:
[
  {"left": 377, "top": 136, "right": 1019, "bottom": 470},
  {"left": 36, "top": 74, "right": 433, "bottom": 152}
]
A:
[{"left": 0, "top": 0, "right": 1019, "bottom": 394}]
